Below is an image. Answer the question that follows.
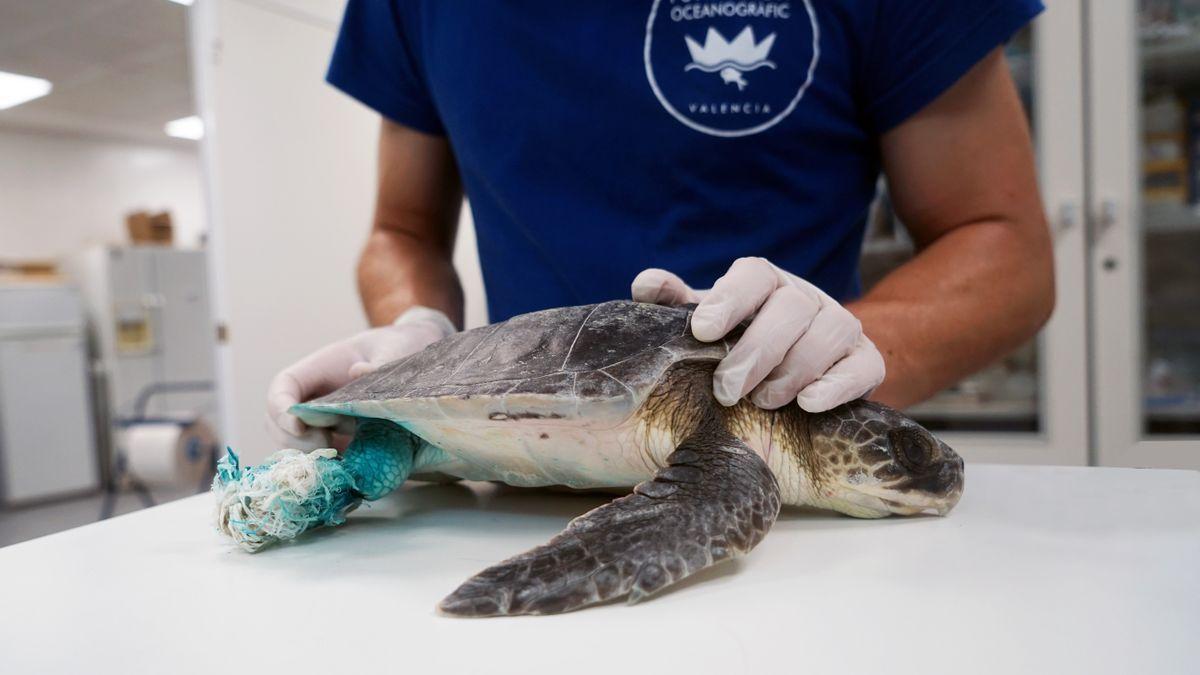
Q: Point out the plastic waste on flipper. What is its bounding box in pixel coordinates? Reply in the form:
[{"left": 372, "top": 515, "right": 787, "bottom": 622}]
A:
[{"left": 211, "top": 420, "right": 417, "bottom": 551}]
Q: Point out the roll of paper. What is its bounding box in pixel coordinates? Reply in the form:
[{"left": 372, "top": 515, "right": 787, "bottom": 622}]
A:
[{"left": 120, "top": 419, "right": 216, "bottom": 488}]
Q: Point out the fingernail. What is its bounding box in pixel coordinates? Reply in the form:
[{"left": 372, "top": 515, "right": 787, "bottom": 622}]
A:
[
  {"left": 751, "top": 384, "right": 785, "bottom": 409},
  {"left": 795, "top": 395, "right": 828, "bottom": 413},
  {"left": 713, "top": 373, "right": 740, "bottom": 406},
  {"left": 750, "top": 389, "right": 771, "bottom": 408},
  {"left": 796, "top": 385, "right": 839, "bottom": 413},
  {"left": 348, "top": 363, "right": 371, "bottom": 379},
  {"left": 630, "top": 277, "right": 662, "bottom": 301},
  {"left": 691, "top": 304, "right": 728, "bottom": 341},
  {"left": 280, "top": 414, "right": 305, "bottom": 437},
  {"left": 268, "top": 392, "right": 297, "bottom": 413},
  {"left": 713, "top": 357, "right": 754, "bottom": 406},
  {"left": 714, "top": 386, "right": 739, "bottom": 407}
]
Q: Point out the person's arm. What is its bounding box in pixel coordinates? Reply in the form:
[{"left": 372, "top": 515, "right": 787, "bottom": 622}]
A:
[
  {"left": 851, "top": 48, "right": 1054, "bottom": 408},
  {"left": 265, "top": 119, "right": 464, "bottom": 447},
  {"left": 358, "top": 118, "right": 465, "bottom": 327},
  {"left": 632, "top": 48, "right": 1052, "bottom": 414}
]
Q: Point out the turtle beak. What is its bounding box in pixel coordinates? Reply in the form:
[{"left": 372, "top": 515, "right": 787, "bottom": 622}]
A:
[
  {"left": 889, "top": 449, "right": 964, "bottom": 516},
  {"left": 934, "top": 452, "right": 965, "bottom": 515}
]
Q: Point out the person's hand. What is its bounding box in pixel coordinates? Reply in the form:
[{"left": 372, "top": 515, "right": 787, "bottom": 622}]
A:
[
  {"left": 631, "top": 258, "right": 885, "bottom": 412},
  {"left": 265, "top": 306, "right": 456, "bottom": 448}
]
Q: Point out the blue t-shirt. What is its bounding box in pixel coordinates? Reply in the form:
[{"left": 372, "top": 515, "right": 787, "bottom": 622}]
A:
[{"left": 328, "top": 0, "right": 1042, "bottom": 322}]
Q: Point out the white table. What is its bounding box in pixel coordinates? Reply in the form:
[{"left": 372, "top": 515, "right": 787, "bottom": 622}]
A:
[{"left": 1, "top": 465, "right": 1197, "bottom": 674}]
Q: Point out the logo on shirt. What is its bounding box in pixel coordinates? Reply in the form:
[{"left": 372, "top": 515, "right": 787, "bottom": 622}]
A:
[
  {"left": 684, "top": 26, "right": 776, "bottom": 91},
  {"left": 644, "top": 0, "right": 819, "bottom": 137}
]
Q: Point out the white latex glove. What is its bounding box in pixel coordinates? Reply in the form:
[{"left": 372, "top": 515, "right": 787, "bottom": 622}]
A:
[
  {"left": 265, "top": 306, "right": 456, "bottom": 448},
  {"left": 631, "top": 258, "right": 885, "bottom": 412}
]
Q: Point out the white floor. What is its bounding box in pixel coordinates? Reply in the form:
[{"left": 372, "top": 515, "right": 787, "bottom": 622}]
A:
[{"left": 0, "top": 487, "right": 195, "bottom": 547}]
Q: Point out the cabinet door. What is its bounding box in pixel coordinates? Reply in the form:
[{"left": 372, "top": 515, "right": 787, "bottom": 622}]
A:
[
  {"left": 861, "top": 2, "right": 1089, "bottom": 465},
  {"left": 152, "top": 249, "right": 218, "bottom": 417},
  {"left": 1088, "top": 0, "right": 1200, "bottom": 468},
  {"left": 107, "top": 247, "right": 161, "bottom": 417},
  {"left": 0, "top": 333, "right": 99, "bottom": 503}
]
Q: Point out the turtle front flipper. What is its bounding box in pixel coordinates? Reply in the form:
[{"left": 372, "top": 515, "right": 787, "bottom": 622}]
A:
[
  {"left": 438, "top": 419, "right": 781, "bottom": 617},
  {"left": 212, "top": 419, "right": 419, "bottom": 551}
]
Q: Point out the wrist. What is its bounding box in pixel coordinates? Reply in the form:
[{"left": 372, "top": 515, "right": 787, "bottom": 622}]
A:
[
  {"left": 846, "top": 300, "right": 925, "bottom": 408},
  {"left": 393, "top": 305, "right": 457, "bottom": 340}
]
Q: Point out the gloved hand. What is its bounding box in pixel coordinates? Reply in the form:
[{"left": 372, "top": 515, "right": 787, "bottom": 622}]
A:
[
  {"left": 631, "top": 258, "right": 885, "bottom": 412},
  {"left": 265, "top": 306, "right": 456, "bottom": 448}
]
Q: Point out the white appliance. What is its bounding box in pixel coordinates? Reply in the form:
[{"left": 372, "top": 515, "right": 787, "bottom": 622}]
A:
[
  {"left": 0, "top": 283, "right": 100, "bottom": 504},
  {"left": 69, "top": 246, "right": 219, "bottom": 440}
]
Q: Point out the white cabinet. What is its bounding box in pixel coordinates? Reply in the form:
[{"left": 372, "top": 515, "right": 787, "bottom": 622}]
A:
[
  {"left": 0, "top": 285, "right": 100, "bottom": 504},
  {"left": 1087, "top": 0, "right": 1200, "bottom": 468},
  {"left": 70, "top": 246, "right": 219, "bottom": 429}
]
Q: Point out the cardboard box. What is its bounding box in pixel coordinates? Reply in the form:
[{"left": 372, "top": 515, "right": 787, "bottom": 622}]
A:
[
  {"left": 126, "top": 211, "right": 174, "bottom": 245},
  {"left": 0, "top": 260, "right": 61, "bottom": 282}
]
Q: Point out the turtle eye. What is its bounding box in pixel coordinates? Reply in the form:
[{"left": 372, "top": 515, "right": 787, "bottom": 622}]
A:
[{"left": 890, "top": 429, "right": 931, "bottom": 472}]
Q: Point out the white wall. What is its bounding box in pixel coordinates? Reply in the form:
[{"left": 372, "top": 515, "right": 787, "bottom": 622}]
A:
[
  {"left": 0, "top": 130, "right": 206, "bottom": 258},
  {"left": 194, "top": 0, "right": 485, "bottom": 462}
]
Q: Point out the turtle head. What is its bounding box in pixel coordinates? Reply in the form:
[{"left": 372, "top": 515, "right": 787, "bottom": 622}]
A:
[{"left": 808, "top": 401, "right": 963, "bottom": 518}]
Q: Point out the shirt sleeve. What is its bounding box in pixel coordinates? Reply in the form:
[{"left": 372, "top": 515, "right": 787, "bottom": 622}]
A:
[
  {"left": 864, "top": 0, "right": 1044, "bottom": 134},
  {"left": 326, "top": 0, "right": 444, "bottom": 135}
]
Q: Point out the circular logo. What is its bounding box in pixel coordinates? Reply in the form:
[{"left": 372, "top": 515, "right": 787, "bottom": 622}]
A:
[{"left": 644, "top": 0, "right": 820, "bottom": 137}]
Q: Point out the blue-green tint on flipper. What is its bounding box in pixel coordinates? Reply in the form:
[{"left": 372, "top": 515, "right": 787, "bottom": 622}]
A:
[
  {"left": 211, "top": 420, "right": 420, "bottom": 551},
  {"left": 341, "top": 419, "right": 419, "bottom": 500},
  {"left": 212, "top": 446, "right": 360, "bottom": 550}
]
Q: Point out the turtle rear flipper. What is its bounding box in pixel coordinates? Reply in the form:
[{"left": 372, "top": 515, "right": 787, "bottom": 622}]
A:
[{"left": 438, "top": 420, "right": 781, "bottom": 617}]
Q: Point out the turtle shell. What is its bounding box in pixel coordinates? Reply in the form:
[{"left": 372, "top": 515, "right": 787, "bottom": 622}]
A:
[{"left": 296, "top": 300, "right": 729, "bottom": 425}]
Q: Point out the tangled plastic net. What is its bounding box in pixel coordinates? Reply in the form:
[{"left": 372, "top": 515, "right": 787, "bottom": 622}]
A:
[{"left": 211, "top": 447, "right": 361, "bottom": 552}]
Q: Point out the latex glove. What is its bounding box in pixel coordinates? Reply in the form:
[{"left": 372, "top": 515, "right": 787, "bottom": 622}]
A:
[
  {"left": 265, "top": 306, "right": 456, "bottom": 448},
  {"left": 631, "top": 259, "right": 884, "bottom": 412}
]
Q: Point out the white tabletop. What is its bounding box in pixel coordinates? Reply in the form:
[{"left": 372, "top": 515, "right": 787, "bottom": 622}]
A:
[{"left": 1, "top": 465, "right": 1197, "bottom": 674}]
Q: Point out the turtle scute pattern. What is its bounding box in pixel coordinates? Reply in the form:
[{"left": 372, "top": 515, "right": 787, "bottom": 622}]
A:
[{"left": 311, "top": 301, "right": 707, "bottom": 411}]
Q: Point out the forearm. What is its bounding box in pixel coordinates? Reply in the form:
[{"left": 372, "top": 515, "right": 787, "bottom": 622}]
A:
[
  {"left": 359, "top": 119, "right": 465, "bottom": 328},
  {"left": 358, "top": 228, "right": 464, "bottom": 328},
  {"left": 847, "top": 217, "right": 1054, "bottom": 409}
]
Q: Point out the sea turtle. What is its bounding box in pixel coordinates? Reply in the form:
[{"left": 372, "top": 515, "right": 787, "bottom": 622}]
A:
[{"left": 213, "top": 300, "right": 963, "bottom": 617}]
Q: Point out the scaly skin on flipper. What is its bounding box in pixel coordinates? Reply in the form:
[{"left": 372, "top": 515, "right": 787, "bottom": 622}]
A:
[
  {"left": 438, "top": 417, "right": 781, "bottom": 617},
  {"left": 340, "top": 420, "right": 419, "bottom": 500}
]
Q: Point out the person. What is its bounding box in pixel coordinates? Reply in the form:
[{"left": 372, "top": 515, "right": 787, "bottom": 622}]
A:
[{"left": 268, "top": 0, "right": 1054, "bottom": 449}]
